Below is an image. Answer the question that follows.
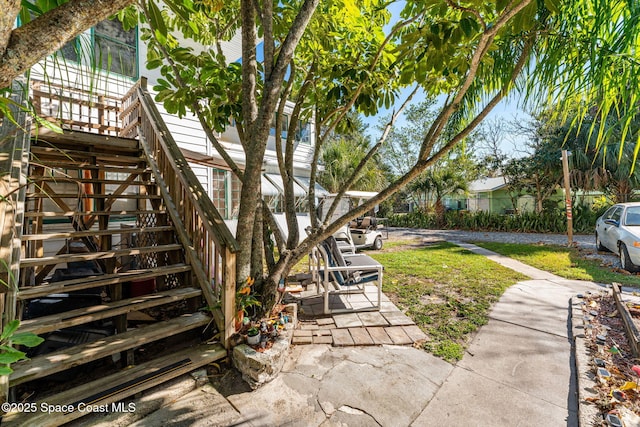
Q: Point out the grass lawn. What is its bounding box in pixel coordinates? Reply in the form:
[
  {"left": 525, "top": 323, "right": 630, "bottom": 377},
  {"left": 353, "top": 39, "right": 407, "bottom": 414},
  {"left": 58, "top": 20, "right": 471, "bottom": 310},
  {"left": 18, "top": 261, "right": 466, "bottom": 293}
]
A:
[
  {"left": 368, "top": 241, "right": 526, "bottom": 362},
  {"left": 475, "top": 242, "right": 640, "bottom": 287}
]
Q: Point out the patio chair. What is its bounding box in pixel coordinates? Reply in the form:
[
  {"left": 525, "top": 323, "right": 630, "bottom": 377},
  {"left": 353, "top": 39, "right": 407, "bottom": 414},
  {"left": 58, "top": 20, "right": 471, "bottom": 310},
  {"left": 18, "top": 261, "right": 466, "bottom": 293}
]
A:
[{"left": 310, "top": 236, "right": 383, "bottom": 314}]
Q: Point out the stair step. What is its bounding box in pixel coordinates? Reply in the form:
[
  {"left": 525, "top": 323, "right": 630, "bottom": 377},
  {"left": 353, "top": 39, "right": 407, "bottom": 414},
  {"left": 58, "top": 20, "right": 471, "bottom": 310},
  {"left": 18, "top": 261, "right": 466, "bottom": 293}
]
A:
[
  {"left": 2, "top": 343, "right": 226, "bottom": 427},
  {"left": 10, "top": 312, "right": 211, "bottom": 387},
  {"left": 33, "top": 128, "right": 140, "bottom": 151},
  {"left": 25, "top": 193, "right": 161, "bottom": 199},
  {"left": 30, "top": 148, "right": 144, "bottom": 165},
  {"left": 19, "top": 287, "right": 203, "bottom": 335},
  {"left": 23, "top": 209, "right": 166, "bottom": 218},
  {"left": 18, "top": 263, "right": 192, "bottom": 300},
  {"left": 20, "top": 243, "right": 182, "bottom": 268},
  {"left": 22, "top": 225, "right": 174, "bottom": 241},
  {"left": 31, "top": 164, "right": 151, "bottom": 174},
  {"left": 33, "top": 177, "right": 155, "bottom": 186}
]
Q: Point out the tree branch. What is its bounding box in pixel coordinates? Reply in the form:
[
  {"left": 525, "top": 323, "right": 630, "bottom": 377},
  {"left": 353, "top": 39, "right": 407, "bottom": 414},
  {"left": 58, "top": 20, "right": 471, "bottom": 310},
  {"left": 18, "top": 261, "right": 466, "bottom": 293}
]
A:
[
  {"left": 262, "top": 0, "right": 274, "bottom": 79},
  {"left": 424, "top": 36, "right": 535, "bottom": 167},
  {"left": 323, "top": 85, "right": 420, "bottom": 226},
  {"left": 418, "top": 0, "right": 534, "bottom": 160},
  {"left": 445, "top": 0, "right": 486, "bottom": 30},
  {"left": 317, "top": 14, "right": 423, "bottom": 144},
  {"left": 0, "top": 0, "right": 20, "bottom": 55},
  {"left": 139, "top": 0, "right": 244, "bottom": 179}
]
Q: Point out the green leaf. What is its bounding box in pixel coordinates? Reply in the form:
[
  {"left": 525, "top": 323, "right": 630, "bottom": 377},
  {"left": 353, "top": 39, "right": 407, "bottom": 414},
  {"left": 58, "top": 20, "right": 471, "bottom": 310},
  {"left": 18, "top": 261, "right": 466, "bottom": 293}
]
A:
[
  {"left": 146, "top": 1, "right": 168, "bottom": 45},
  {"left": 544, "top": 0, "right": 560, "bottom": 14},
  {"left": 1, "top": 320, "right": 19, "bottom": 341},
  {"left": 460, "top": 18, "right": 474, "bottom": 38},
  {"left": 11, "top": 333, "right": 44, "bottom": 348},
  {"left": 0, "top": 349, "right": 26, "bottom": 364},
  {"left": 496, "top": 0, "right": 509, "bottom": 12},
  {"left": 0, "top": 366, "right": 13, "bottom": 376}
]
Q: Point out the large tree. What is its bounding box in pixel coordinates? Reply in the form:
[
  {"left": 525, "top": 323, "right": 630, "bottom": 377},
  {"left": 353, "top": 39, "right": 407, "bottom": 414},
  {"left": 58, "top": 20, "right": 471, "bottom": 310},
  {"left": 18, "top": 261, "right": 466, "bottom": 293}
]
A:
[
  {"left": 139, "top": 0, "right": 640, "bottom": 310},
  {"left": 4, "top": 0, "right": 640, "bottom": 311}
]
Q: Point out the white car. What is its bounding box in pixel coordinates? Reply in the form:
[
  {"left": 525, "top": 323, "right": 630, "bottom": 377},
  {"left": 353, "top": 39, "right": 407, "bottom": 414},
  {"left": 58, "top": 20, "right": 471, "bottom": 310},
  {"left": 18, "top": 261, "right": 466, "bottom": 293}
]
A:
[{"left": 595, "top": 202, "right": 640, "bottom": 272}]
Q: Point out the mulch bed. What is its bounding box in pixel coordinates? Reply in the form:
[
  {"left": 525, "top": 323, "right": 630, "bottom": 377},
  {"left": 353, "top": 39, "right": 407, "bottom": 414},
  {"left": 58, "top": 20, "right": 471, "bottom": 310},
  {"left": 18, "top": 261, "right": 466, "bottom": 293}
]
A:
[{"left": 581, "top": 291, "right": 640, "bottom": 426}]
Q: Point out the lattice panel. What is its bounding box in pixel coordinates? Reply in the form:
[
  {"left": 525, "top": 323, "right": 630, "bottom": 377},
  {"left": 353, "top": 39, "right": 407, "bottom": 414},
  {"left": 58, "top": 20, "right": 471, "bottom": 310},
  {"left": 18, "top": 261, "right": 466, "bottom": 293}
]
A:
[{"left": 135, "top": 213, "right": 183, "bottom": 288}]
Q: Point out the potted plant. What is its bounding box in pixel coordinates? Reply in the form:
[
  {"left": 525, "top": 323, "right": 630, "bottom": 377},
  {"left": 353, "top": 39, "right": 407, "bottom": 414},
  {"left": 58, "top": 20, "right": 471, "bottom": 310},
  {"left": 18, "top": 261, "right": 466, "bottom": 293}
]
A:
[
  {"left": 246, "top": 326, "right": 260, "bottom": 345},
  {"left": 236, "top": 277, "right": 261, "bottom": 330}
]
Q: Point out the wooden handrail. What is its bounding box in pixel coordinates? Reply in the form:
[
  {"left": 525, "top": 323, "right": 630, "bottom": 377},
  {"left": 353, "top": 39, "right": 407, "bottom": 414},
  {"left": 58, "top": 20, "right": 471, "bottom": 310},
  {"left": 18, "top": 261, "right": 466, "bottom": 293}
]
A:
[
  {"left": 135, "top": 87, "right": 238, "bottom": 251},
  {"left": 29, "top": 79, "right": 122, "bottom": 136},
  {"left": 121, "top": 78, "right": 239, "bottom": 347},
  {"left": 0, "top": 77, "right": 31, "bottom": 402}
]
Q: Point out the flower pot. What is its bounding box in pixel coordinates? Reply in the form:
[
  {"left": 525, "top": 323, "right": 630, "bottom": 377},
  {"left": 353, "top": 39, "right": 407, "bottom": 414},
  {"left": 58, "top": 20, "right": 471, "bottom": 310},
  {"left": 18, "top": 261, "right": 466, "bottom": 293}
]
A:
[{"left": 247, "top": 332, "right": 261, "bottom": 346}]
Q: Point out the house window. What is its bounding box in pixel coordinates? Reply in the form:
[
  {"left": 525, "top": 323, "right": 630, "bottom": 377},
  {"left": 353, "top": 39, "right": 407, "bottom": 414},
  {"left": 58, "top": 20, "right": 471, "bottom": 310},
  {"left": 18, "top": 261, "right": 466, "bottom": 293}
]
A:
[
  {"left": 60, "top": 38, "right": 80, "bottom": 63},
  {"left": 211, "top": 169, "right": 227, "bottom": 216},
  {"left": 211, "top": 168, "right": 242, "bottom": 219},
  {"left": 269, "top": 113, "right": 288, "bottom": 139},
  {"left": 296, "top": 121, "right": 311, "bottom": 144},
  {"left": 94, "top": 20, "right": 138, "bottom": 78},
  {"left": 55, "top": 20, "right": 138, "bottom": 79}
]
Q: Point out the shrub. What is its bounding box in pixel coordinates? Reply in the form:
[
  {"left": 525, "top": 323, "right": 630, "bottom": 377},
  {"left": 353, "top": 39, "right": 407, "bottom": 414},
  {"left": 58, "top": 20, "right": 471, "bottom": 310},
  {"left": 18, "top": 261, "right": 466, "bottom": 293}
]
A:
[{"left": 388, "top": 204, "right": 602, "bottom": 234}]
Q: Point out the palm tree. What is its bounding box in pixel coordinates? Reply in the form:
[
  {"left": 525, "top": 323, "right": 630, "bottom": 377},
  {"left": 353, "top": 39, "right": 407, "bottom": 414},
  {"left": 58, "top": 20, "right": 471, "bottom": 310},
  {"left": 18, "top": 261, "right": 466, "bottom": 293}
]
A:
[
  {"left": 318, "top": 114, "right": 388, "bottom": 193},
  {"left": 409, "top": 164, "right": 469, "bottom": 226}
]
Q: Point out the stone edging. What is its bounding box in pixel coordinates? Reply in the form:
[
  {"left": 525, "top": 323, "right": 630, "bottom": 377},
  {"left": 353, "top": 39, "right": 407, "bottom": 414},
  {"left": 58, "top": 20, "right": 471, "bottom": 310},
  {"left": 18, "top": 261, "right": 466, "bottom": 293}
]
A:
[{"left": 571, "top": 295, "right": 603, "bottom": 427}]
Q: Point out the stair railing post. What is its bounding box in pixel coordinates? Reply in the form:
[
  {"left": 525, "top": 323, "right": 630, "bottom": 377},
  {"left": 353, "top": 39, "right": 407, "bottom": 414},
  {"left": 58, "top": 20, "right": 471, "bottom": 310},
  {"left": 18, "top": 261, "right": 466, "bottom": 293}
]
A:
[
  {"left": 0, "top": 76, "right": 31, "bottom": 403},
  {"left": 223, "top": 247, "right": 236, "bottom": 348}
]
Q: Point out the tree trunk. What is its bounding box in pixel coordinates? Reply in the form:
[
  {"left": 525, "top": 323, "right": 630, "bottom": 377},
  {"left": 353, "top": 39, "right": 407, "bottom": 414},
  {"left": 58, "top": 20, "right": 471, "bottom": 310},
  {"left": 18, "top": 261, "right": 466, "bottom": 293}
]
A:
[{"left": 435, "top": 197, "right": 445, "bottom": 227}]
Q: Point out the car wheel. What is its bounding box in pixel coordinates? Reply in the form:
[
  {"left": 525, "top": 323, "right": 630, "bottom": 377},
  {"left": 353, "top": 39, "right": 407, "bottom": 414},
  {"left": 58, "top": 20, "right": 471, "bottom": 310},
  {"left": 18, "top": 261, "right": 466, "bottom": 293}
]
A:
[
  {"left": 595, "top": 233, "right": 608, "bottom": 252},
  {"left": 373, "top": 236, "right": 383, "bottom": 250},
  {"left": 620, "top": 243, "right": 640, "bottom": 273}
]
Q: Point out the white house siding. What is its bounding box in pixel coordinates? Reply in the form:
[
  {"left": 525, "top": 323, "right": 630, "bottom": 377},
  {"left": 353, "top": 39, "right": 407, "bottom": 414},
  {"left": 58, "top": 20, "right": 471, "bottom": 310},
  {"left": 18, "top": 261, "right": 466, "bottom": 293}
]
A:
[{"left": 31, "top": 22, "right": 320, "bottom": 222}]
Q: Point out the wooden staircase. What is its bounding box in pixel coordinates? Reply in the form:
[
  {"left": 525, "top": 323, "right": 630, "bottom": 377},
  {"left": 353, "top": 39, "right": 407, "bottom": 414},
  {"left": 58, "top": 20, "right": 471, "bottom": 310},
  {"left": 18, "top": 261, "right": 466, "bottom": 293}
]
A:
[{"left": 0, "top": 78, "right": 238, "bottom": 426}]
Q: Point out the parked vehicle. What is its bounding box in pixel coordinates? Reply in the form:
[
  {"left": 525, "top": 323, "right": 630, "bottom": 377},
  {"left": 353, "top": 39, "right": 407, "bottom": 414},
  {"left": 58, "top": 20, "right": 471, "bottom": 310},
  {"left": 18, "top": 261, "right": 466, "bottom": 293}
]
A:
[
  {"left": 595, "top": 202, "right": 640, "bottom": 272},
  {"left": 319, "top": 191, "right": 386, "bottom": 251}
]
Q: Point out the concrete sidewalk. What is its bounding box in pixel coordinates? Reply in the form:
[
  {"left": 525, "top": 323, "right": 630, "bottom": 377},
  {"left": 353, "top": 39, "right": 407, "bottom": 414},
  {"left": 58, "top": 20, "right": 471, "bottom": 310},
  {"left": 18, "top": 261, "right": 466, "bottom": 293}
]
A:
[{"left": 116, "top": 242, "right": 604, "bottom": 426}]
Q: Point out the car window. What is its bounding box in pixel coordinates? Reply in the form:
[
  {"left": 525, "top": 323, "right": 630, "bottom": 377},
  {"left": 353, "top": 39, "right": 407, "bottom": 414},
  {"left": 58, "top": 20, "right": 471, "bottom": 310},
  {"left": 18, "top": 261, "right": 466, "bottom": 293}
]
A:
[
  {"left": 604, "top": 206, "right": 618, "bottom": 219},
  {"left": 611, "top": 207, "right": 623, "bottom": 222},
  {"left": 625, "top": 207, "right": 640, "bottom": 226}
]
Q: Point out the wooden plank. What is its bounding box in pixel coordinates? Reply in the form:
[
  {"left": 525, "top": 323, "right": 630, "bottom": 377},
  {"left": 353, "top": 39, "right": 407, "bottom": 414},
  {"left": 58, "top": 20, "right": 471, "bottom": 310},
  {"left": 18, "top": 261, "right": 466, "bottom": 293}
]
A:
[
  {"left": 30, "top": 146, "right": 142, "bottom": 160},
  {"left": 26, "top": 162, "right": 149, "bottom": 172},
  {"left": 22, "top": 226, "right": 174, "bottom": 241},
  {"left": 2, "top": 343, "right": 226, "bottom": 427},
  {"left": 39, "top": 117, "right": 120, "bottom": 134},
  {"left": 10, "top": 312, "right": 210, "bottom": 386},
  {"left": 24, "top": 209, "right": 166, "bottom": 218},
  {"left": 136, "top": 88, "right": 238, "bottom": 252},
  {"left": 32, "top": 128, "right": 137, "bottom": 149},
  {"left": 31, "top": 90, "right": 120, "bottom": 111},
  {"left": 222, "top": 247, "right": 236, "bottom": 348},
  {"left": 20, "top": 243, "right": 182, "bottom": 268},
  {"left": 26, "top": 193, "right": 161, "bottom": 199},
  {"left": 34, "top": 177, "right": 154, "bottom": 186},
  {"left": 18, "top": 264, "right": 191, "bottom": 300},
  {"left": 18, "top": 287, "right": 202, "bottom": 335}
]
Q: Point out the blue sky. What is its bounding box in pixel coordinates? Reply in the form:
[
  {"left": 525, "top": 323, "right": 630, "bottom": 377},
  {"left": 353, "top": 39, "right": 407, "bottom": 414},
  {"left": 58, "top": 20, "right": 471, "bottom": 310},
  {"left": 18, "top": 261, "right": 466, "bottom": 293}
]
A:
[
  {"left": 360, "top": 86, "right": 530, "bottom": 158},
  {"left": 359, "top": 0, "right": 530, "bottom": 159}
]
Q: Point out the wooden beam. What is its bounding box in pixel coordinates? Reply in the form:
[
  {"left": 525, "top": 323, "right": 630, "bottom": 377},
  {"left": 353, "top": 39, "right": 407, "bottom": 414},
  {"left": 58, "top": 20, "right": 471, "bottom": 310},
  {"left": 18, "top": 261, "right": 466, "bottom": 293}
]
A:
[
  {"left": 18, "top": 263, "right": 191, "bottom": 300},
  {"left": 18, "top": 287, "right": 202, "bottom": 335},
  {"left": 21, "top": 243, "right": 182, "bottom": 268},
  {"left": 2, "top": 343, "right": 226, "bottom": 427},
  {"left": 10, "top": 312, "right": 210, "bottom": 386}
]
